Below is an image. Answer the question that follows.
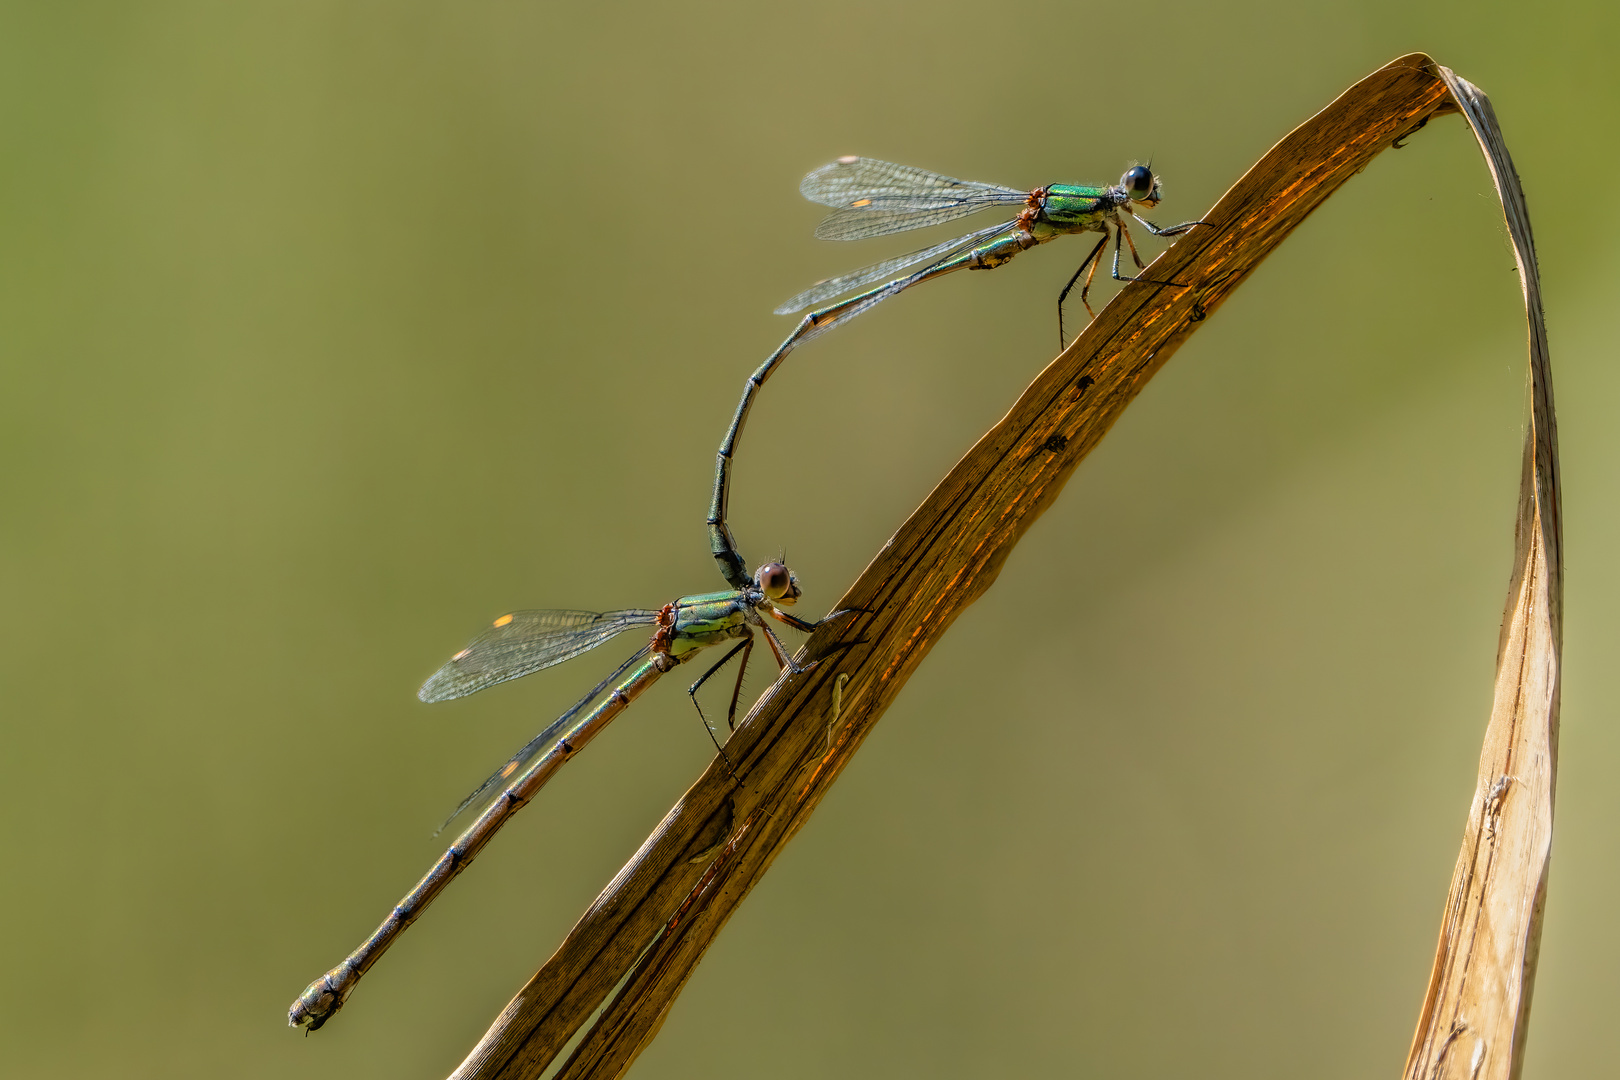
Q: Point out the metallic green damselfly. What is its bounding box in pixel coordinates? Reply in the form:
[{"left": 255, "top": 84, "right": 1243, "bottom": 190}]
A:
[
  {"left": 710, "top": 158, "right": 1209, "bottom": 588},
  {"left": 290, "top": 559, "right": 849, "bottom": 1031}
]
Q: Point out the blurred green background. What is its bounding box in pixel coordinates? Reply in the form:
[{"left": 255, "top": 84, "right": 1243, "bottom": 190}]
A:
[{"left": 2, "top": 1, "right": 1615, "bottom": 1076}]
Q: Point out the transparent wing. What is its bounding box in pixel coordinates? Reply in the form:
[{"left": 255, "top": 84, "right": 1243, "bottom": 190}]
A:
[
  {"left": 775, "top": 221, "right": 1016, "bottom": 314},
  {"left": 436, "top": 645, "right": 653, "bottom": 835},
  {"left": 800, "top": 157, "right": 1027, "bottom": 208},
  {"left": 418, "top": 608, "right": 660, "bottom": 704},
  {"left": 813, "top": 201, "right": 1026, "bottom": 241},
  {"left": 800, "top": 157, "right": 1029, "bottom": 241}
]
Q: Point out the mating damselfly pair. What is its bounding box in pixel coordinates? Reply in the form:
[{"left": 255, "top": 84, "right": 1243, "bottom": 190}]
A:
[{"left": 290, "top": 156, "right": 1210, "bottom": 1031}]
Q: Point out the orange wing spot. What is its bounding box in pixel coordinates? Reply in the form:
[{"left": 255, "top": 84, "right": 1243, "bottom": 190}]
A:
[
  {"left": 851, "top": 198, "right": 872, "bottom": 207},
  {"left": 501, "top": 762, "right": 518, "bottom": 778},
  {"left": 493, "top": 614, "right": 514, "bottom": 628},
  {"left": 837, "top": 155, "right": 858, "bottom": 164},
  {"left": 452, "top": 648, "right": 471, "bottom": 662}
]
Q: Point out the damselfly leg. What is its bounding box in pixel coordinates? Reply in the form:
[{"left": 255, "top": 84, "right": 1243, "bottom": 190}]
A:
[
  {"left": 1058, "top": 233, "right": 1110, "bottom": 346},
  {"left": 687, "top": 633, "right": 752, "bottom": 743}
]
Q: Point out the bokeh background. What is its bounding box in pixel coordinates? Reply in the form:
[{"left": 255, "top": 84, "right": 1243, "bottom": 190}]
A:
[{"left": 2, "top": 2, "right": 1615, "bottom": 1077}]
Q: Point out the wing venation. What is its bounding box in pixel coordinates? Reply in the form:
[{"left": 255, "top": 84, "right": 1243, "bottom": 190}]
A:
[{"left": 418, "top": 608, "right": 660, "bottom": 703}]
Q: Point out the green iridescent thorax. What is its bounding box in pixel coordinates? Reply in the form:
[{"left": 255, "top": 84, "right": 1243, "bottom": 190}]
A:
[
  {"left": 668, "top": 590, "right": 751, "bottom": 657},
  {"left": 1039, "top": 185, "right": 1112, "bottom": 231}
]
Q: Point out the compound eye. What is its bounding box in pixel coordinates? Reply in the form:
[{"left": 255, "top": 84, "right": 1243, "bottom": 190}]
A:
[
  {"left": 1122, "top": 165, "right": 1155, "bottom": 201},
  {"left": 756, "top": 562, "right": 792, "bottom": 600}
]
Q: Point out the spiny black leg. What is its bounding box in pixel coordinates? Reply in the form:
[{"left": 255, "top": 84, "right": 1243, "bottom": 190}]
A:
[
  {"left": 1132, "top": 216, "right": 1213, "bottom": 237},
  {"left": 688, "top": 637, "right": 751, "bottom": 699},
  {"left": 1110, "top": 221, "right": 1182, "bottom": 290},
  {"left": 688, "top": 635, "right": 751, "bottom": 769},
  {"left": 768, "top": 608, "right": 821, "bottom": 634},
  {"left": 768, "top": 605, "right": 865, "bottom": 635},
  {"left": 1057, "top": 233, "right": 1109, "bottom": 347},
  {"left": 721, "top": 635, "right": 754, "bottom": 732},
  {"left": 758, "top": 620, "right": 802, "bottom": 675},
  {"left": 1077, "top": 228, "right": 1106, "bottom": 320}
]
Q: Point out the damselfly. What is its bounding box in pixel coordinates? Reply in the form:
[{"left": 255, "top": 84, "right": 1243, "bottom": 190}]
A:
[
  {"left": 289, "top": 559, "right": 846, "bottom": 1031},
  {"left": 709, "top": 157, "right": 1210, "bottom": 588}
]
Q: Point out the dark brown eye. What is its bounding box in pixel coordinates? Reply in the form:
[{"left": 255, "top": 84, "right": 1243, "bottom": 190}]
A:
[
  {"left": 1122, "top": 165, "right": 1155, "bottom": 201},
  {"left": 756, "top": 562, "right": 791, "bottom": 600}
]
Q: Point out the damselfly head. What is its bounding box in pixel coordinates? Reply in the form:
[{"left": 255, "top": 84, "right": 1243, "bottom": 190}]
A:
[
  {"left": 754, "top": 561, "right": 802, "bottom": 605},
  {"left": 1121, "top": 164, "right": 1162, "bottom": 208}
]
